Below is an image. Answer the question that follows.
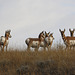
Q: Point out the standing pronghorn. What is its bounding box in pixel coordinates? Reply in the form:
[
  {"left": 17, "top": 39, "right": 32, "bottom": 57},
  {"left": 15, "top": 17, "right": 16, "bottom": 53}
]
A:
[
  {"left": 25, "top": 31, "right": 54, "bottom": 51},
  {"left": 59, "top": 29, "right": 75, "bottom": 50},
  {"left": 25, "top": 32, "right": 45, "bottom": 51},
  {"left": 38, "top": 31, "right": 51, "bottom": 50},
  {"left": 0, "top": 30, "right": 12, "bottom": 52},
  {"left": 69, "top": 29, "right": 75, "bottom": 37},
  {"left": 45, "top": 33, "right": 54, "bottom": 49}
]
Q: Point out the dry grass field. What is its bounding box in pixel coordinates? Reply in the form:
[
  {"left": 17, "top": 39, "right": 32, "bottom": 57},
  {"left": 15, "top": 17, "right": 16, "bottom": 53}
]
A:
[{"left": 0, "top": 46, "right": 75, "bottom": 75}]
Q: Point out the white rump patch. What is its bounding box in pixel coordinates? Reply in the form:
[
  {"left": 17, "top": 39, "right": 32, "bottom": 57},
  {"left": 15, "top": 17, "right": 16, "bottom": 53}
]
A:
[
  {"left": 26, "top": 38, "right": 30, "bottom": 44},
  {"left": 70, "top": 40, "right": 75, "bottom": 45}
]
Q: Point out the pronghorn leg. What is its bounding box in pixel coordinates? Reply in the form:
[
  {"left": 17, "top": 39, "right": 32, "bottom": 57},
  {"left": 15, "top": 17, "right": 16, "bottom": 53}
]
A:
[
  {"left": 0, "top": 44, "right": 1, "bottom": 51},
  {"left": 46, "top": 45, "right": 49, "bottom": 51},
  {"left": 2, "top": 40, "right": 6, "bottom": 52},
  {"left": 2, "top": 46, "right": 4, "bottom": 52},
  {"left": 48, "top": 45, "right": 51, "bottom": 51},
  {"left": 27, "top": 44, "right": 31, "bottom": 51},
  {"left": 0, "top": 46, "right": 2, "bottom": 51},
  {"left": 35, "top": 45, "right": 39, "bottom": 52},
  {"left": 27, "top": 46, "right": 30, "bottom": 51},
  {"left": 49, "top": 43, "right": 53, "bottom": 50},
  {"left": 44, "top": 47, "right": 46, "bottom": 51},
  {"left": 6, "top": 45, "right": 7, "bottom": 52},
  {"left": 65, "top": 46, "right": 68, "bottom": 51}
]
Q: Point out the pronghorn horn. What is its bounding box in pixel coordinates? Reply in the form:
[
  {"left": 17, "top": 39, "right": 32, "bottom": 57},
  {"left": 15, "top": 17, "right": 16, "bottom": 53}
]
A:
[
  {"left": 42, "top": 30, "right": 45, "bottom": 32},
  {"left": 45, "top": 31, "right": 46, "bottom": 34},
  {"left": 8, "top": 29, "right": 11, "bottom": 32},
  {"left": 5, "top": 29, "right": 11, "bottom": 33},
  {"left": 59, "top": 29, "right": 61, "bottom": 32},
  {"left": 50, "top": 33, "right": 53, "bottom": 35},
  {"left": 69, "top": 29, "right": 71, "bottom": 31},
  {"left": 64, "top": 29, "right": 65, "bottom": 32},
  {"left": 73, "top": 29, "right": 75, "bottom": 31},
  {"left": 48, "top": 32, "right": 50, "bottom": 34}
]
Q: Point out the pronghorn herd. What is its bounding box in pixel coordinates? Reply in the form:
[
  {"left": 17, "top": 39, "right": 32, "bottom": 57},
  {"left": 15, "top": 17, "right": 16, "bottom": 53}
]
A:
[
  {"left": 0, "top": 29, "right": 75, "bottom": 52},
  {"left": 25, "top": 31, "right": 54, "bottom": 51},
  {"left": 59, "top": 29, "right": 75, "bottom": 49}
]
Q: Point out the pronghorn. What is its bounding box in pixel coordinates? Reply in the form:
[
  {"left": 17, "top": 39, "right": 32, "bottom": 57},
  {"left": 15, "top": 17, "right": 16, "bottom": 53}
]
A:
[
  {"left": 59, "top": 29, "right": 75, "bottom": 49},
  {"left": 69, "top": 29, "right": 75, "bottom": 37},
  {"left": 45, "top": 32, "right": 54, "bottom": 49},
  {"left": 25, "top": 31, "right": 54, "bottom": 51},
  {"left": 0, "top": 30, "right": 12, "bottom": 52},
  {"left": 25, "top": 33, "right": 45, "bottom": 50},
  {"left": 38, "top": 31, "right": 53, "bottom": 50},
  {"left": 38, "top": 31, "right": 51, "bottom": 50}
]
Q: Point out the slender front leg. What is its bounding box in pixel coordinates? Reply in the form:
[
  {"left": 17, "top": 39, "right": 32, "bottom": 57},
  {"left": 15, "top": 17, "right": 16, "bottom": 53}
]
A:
[
  {"left": 2, "top": 40, "right": 6, "bottom": 52},
  {"left": 27, "top": 44, "right": 31, "bottom": 51},
  {"left": 6, "top": 45, "right": 8, "bottom": 52}
]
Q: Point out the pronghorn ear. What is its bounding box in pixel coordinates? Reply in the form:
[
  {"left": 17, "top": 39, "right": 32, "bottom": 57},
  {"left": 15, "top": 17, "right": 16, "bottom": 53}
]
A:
[
  {"left": 48, "top": 32, "right": 50, "bottom": 34},
  {"left": 69, "top": 29, "right": 71, "bottom": 31},
  {"left": 9, "top": 29, "right": 11, "bottom": 32},
  {"left": 73, "top": 29, "right": 75, "bottom": 31},
  {"left": 42, "top": 30, "right": 45, "bottom": 32},
  {"left": 59, "top": 29, "right": 61, "bottom": 32},
  {"left": 64, "top": 29, "right": 65, "bottom": 32},
  {"left": 50, "top": 33, "right": 53, "bottom": 36},
  {"left": 73, "top": 29, "right": 74, "bottom": 32},
  {"left": 53, "top": 37, "right": 54, "bottom": 40},
  {"left": 45, "top": 31, "right": 47, "bottom": 34},
  {"left": 51, "top": 33, "right": 53, "bottom": 35}
]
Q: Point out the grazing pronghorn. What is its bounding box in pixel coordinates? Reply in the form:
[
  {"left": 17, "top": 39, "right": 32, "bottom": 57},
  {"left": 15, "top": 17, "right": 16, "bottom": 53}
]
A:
[
  {"left": 0, "top": 30, "right": 12, "bottom": 52},
  {"left": 59, "top": 29, "right": 75, "bottom": 49},
  {"left": 69, "top": 29, "right": 75, "bottom": 37}
]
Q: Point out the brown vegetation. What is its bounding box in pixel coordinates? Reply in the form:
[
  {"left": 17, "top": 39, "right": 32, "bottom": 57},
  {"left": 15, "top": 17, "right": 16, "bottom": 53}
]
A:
[{"left": 0, "top": 46, "right": 75, "bottom": 75}]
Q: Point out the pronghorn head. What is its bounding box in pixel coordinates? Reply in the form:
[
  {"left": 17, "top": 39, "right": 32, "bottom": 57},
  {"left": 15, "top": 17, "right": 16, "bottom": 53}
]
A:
[
  {"left": 45, "top": 31, "right": 50, "bottom": 37},
  {"left": 39, "top": 31, "right": 45, "bottom": 38},
  {"left": 59, "top": 29, "right": 65, "bottom": 38},
  {"left": 39, "top": 31, "right": 45, "bottom": 40},
  {"left": 5, "top": 30, "right": 12, "bottom": 38},
  {"left": 69, "top": 29, "right": 74, "bottom": 37},
  {"left": 49, "top": 33, "right": 54, "bottom": 40}
]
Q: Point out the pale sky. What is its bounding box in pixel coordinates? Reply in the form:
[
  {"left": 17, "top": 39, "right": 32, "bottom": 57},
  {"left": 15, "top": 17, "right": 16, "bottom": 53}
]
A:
[{"left": 0, "top": 0, "right": 75, "bottom": 49}]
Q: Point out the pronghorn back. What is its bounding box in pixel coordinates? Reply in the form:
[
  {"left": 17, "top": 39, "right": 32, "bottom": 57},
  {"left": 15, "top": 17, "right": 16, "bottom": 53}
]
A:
[{"left": 64, "top": 36, "right": 75, "bottom": 46}]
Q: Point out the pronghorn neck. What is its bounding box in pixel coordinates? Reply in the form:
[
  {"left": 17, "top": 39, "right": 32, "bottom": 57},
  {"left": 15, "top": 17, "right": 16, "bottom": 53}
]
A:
[
  {"left": 61, "top": 34, "right": 67, "bottom": 42},
  {"left": 62, "top": 36, "right": 66, "bottom": 42},
  {"left": 70, "top": 32, "right": 74, "bottom": 37},
  {"left": 6, "top": 36, "right": 9, "bottom": 40},
  {"left": 5, "top": 34, "right": 9, "bottom": 40}
]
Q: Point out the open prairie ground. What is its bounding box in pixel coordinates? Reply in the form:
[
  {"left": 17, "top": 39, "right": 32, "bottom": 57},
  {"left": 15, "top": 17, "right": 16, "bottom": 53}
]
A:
[{"left": 0, "top": 47, "right": 75, "bottom": 75}]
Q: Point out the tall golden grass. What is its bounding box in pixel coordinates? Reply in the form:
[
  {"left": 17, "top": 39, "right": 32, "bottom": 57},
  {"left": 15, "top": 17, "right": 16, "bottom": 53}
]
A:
[{"left": 0, "top": 46, "right": 75, "bottom": 75}]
